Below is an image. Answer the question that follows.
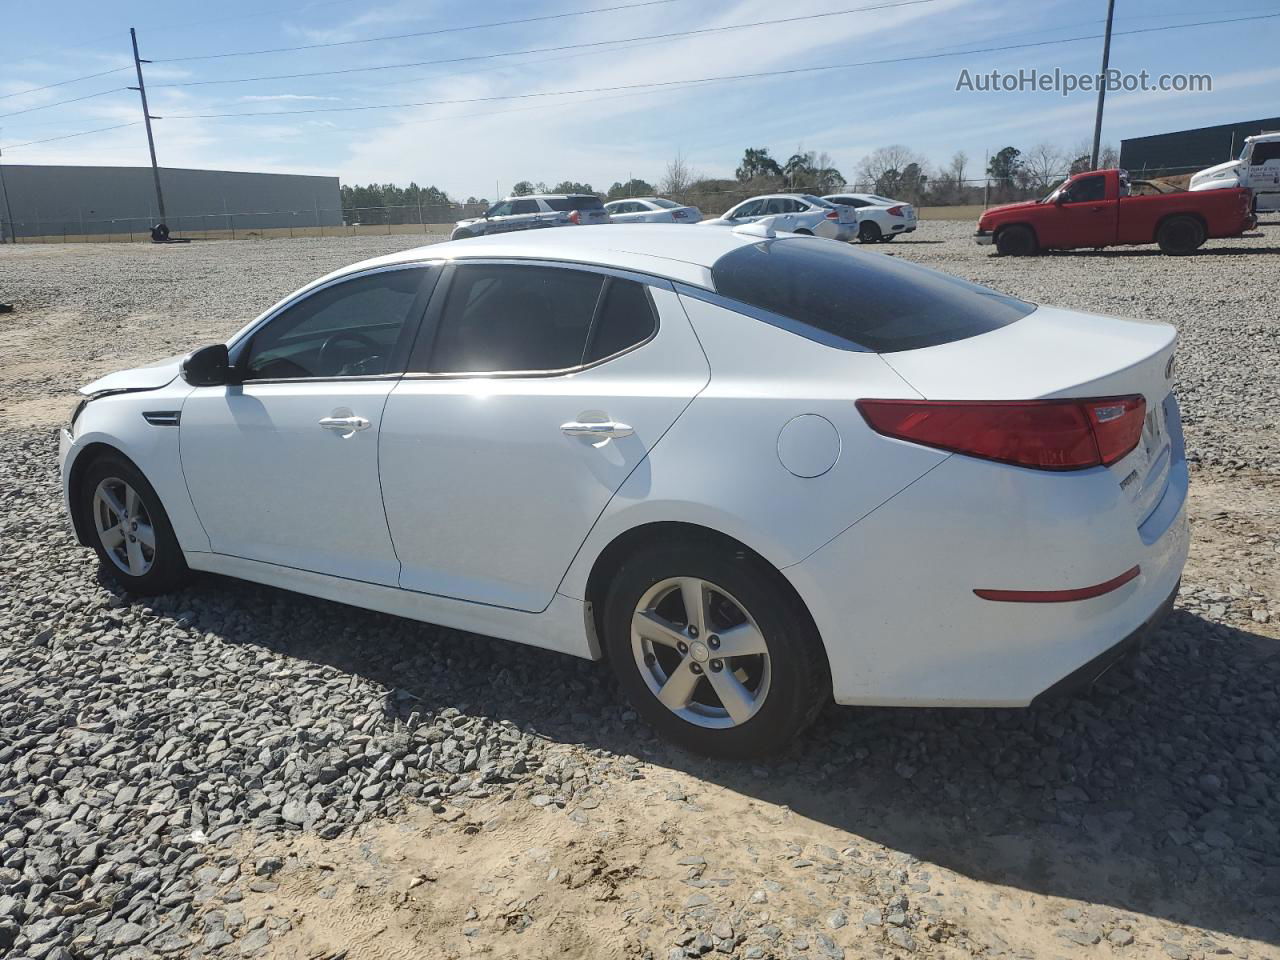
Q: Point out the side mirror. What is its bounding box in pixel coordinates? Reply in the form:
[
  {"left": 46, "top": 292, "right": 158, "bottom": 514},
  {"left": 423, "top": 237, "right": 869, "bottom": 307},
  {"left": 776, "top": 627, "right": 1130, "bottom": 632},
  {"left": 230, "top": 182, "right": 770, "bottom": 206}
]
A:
[
  {"left": 1054, "top": 194, "right": 1066, "bottom": 205},
  {"left": 181, "top": 343, "right": 230, "bottom": 387}
]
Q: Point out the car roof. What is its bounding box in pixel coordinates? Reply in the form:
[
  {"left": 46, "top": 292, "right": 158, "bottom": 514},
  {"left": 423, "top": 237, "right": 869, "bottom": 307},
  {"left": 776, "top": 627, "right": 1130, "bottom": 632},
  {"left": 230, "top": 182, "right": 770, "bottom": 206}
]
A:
[
  {"left": 504, "top": 193, "right": 596, "bottom": 200},
  {"left": 321, "top": 224, "right": 776, "bottom": 289}
]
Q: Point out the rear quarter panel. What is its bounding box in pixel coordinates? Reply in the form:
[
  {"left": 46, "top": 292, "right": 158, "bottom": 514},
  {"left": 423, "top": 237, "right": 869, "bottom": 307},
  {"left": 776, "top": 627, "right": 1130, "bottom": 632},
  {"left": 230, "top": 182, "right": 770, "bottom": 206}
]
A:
[{"left": 1117, "top": 188, "right": 1253, "bottom": 244}]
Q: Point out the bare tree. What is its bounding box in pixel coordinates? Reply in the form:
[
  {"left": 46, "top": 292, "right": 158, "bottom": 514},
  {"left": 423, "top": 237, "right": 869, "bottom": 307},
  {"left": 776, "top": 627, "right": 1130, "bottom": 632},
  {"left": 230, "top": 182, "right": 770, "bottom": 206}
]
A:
[
  {"left": 1023, "top": 143, "right": 1066, "bottom": 190},
  {"left": 856, "top": 145, "right": 926, "bottom": 194},
  {"left": 660, "top": 150, "right": 697, "bottom": 196},
  {"left": 949, "top": 151, "right": 967, "bottom": 189}
]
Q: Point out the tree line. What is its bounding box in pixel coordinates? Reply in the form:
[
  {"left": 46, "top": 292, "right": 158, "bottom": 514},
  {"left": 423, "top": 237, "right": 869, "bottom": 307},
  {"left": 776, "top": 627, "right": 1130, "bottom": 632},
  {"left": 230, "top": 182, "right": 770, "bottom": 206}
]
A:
[{"left": 341, "top": 140, "right": 1125, "bottom": 222}]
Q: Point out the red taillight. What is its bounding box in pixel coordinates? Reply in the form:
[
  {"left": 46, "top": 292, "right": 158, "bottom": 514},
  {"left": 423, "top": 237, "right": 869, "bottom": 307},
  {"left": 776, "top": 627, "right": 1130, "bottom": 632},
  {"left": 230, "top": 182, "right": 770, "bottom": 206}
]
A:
[
  {"left": 974, "top": 565, "right": 1141, "bottom": 602},
  {"left": 887, "top": 205, "right": 905, "bottom": 216},
  {"left": 825, "top": 210, "right": 839, "bottom": 219},
  {"left": 856, "top": 396, "right": 1146, "bottom": 470},
  {"left": 568, "top": 210, "right": 581, "bottom": 225}
]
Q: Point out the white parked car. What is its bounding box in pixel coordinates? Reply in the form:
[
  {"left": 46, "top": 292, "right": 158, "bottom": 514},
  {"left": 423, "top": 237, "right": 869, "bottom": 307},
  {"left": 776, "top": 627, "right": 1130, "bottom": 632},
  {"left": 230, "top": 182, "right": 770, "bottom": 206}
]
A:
[
  {"left": 824, "top": 193, "right": 917, "bottom": 242},
  {"left": 604, "top": 196, "right": 702, "bottom": 223},
  {"left": 60, "top": 224, "right": 1187, "bottom": 758},
  {"left": 1189, "top": 132, "right": 1280, "bottom": 213},
  {"left": 451, "top": 194, "right": 610, "bottom": 240},
  {"left": 699, "top": 193, "right": 855, "bottom": 241}
]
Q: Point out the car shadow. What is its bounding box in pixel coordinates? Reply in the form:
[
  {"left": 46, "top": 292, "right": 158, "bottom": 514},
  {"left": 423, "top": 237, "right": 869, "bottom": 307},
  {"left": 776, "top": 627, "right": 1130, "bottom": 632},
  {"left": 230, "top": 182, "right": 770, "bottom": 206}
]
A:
[{"left": 171, "top": 574, "right": 1280, "bottom": 946}]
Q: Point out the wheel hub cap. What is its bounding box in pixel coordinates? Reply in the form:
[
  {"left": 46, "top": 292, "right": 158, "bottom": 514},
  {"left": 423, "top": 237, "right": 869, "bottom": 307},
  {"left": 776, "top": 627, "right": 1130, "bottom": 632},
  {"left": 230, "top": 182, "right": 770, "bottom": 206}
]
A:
[{"left": 630, "top": 576, "right": 771, "bottom": 730}]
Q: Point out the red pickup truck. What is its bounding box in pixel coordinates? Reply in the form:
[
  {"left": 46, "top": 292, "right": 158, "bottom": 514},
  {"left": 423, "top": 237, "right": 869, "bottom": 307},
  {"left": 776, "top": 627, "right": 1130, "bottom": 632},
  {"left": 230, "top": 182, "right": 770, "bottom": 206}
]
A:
[{"left": 975, "top": 169, "right": 1255, "bottom": 256}]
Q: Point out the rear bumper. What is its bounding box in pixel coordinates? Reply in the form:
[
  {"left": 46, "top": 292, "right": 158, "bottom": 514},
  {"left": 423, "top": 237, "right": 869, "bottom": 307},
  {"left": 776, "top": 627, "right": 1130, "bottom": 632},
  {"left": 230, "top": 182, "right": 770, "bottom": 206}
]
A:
[
  {"left": 974, "top": 229, "right": 994, "bottom": 245},
  {"left": 784, "top": 445, "right": 1190, "bottom": 707}
]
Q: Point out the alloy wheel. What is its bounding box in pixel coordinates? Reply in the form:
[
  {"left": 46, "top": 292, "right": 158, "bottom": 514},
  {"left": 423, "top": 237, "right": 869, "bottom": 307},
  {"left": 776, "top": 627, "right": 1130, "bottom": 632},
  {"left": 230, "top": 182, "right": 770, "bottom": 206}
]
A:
[
  {"left": 630, "top": 577, "right": 771, "bottom": 729},
  {"left": 92, "top": 477, "right": 156, "bottom": 576}
]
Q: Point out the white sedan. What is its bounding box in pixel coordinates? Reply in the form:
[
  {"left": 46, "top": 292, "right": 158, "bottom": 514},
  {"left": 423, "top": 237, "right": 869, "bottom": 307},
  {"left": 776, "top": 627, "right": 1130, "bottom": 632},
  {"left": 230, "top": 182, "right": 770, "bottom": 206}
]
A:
[
  {"left": 604, "top": 196, "right": 702, "bottom": 223},
  {"left": 60, "top": 223, "right": 1188, "bottom": 758},
  {"left": 824, "top": 192, "right": 917, "bottom": 242},
  {"left": 700, "top": 193, "right": 855, "bottom": 241}
]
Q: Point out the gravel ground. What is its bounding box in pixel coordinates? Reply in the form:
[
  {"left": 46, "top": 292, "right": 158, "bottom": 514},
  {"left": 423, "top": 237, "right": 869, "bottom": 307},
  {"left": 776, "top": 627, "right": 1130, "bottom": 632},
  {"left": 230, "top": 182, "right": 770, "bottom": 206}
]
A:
[{"left": 2, "top": 223, "right": 1279, "bottom": 959}]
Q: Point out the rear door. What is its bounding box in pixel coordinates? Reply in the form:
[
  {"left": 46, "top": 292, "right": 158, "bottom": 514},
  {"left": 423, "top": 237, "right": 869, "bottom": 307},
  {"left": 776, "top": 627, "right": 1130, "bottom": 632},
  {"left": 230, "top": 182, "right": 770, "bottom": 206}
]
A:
[
  {"left": 1042, "top": 173, "right": 1117, "bottom": 248},
  {"left": 378, "top": 261, "right": 709, "bottom": 612}
]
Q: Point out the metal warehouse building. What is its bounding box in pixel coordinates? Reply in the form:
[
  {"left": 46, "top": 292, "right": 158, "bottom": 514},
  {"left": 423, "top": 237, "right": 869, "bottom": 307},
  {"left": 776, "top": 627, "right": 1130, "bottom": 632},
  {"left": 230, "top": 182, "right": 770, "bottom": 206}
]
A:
[
  {"left": 0, "top": 164, "right": 341, "bottom": 241},
  {"left": 1120, "top": 116, "right": 1280, "bottom": 179}
]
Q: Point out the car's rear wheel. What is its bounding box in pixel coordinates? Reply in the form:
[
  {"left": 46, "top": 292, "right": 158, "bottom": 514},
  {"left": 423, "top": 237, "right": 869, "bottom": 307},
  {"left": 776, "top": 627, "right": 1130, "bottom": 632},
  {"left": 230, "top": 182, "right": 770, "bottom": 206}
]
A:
[
  {"left": 1156, "top": 215, "right": 1205, "bottom": 255},
  {"left": 794, "top": 228, "right": 813, "bottom": 236},
  {"left": 602, "top": 541, "right": 829, "bottom": 759},
  {"left": 995, "top": 224, "right": 1037, "bottom": 256},
  {"left": 82, "top": 454, "right": 189, "bottom": 594},
  {"left": 858, "top": 221, "right": 882, "bottom": 243},
  {"left": 879, "top": 233, "right": 896, "bottom": 242}
]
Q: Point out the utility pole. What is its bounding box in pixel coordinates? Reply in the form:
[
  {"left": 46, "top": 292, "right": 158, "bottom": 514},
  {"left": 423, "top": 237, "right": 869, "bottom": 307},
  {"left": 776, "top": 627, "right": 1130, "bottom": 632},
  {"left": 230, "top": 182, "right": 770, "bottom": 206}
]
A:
[
  {"left": 1089, "top": 0, "right": 1116, "bottom": 171},
  {"left": 129, "top": 27, "right": 167, "bottom": 229}
]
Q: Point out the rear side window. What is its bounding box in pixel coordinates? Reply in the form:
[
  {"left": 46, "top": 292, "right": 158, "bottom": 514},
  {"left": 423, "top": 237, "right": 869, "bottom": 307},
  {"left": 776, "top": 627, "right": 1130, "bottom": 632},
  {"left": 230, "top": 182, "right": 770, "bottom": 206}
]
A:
[
  {"left": 709, "top": 238, "right": 1033, "bottom": 353},
  {"left": 423, "top": 267, "right": 657, "bottom": 373},
  {"left": 586, "top": 280, "right": 657, "bottom": 362},
  {"left": 509, "top": 199, "right": 539, "bottom": 214},
  {"left": 546, "top": 195, "right": 605, "bottom": 211}
]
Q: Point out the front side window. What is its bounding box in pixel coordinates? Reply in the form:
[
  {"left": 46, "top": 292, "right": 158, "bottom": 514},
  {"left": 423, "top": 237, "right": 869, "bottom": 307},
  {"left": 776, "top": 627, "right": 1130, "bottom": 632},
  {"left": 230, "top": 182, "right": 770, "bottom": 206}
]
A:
[
  {"left": 731, "top": 200, "right": 763, "bottom": 219},
  {"left": 1251, "top": 142, "right": 1280, "bottom": 164},
  {"left": 710, "top": 238, "right": 1033, "bottom": 353},
  {"left": 487, "top": 201, "right": 512, "bottom": 217},
  {"left": 242, "top": 268, "right": 428, "bottom": 380},
  {"left": 1064, "top": 175, "right": 1106, "bottom": 203},
  {"left": 423, "top": 265, "right": 657, "bottom": 373}
]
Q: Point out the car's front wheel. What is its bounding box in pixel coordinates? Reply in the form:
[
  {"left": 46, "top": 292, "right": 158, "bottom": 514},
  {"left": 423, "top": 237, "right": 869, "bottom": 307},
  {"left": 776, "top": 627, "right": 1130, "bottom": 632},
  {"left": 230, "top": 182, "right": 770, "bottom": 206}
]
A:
[
  {"left": 82, "top": 453, "right": 189, "bottom": 594},
  {"left": 602, "top": 541, "right": 829, "bottom": 759}
]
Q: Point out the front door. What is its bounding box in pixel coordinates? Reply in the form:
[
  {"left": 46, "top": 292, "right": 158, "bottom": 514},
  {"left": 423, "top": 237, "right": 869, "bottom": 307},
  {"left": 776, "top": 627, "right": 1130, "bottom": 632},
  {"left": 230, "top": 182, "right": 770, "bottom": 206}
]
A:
[
  {"left": 378, "top": 262, "right": 709, "bottom": 612},
  {"left": 1044, "top": 173, "right": 1116, "bottom": 248},
  {"left": 181, "top": 265, "right": 435, "bottom": 584},
  {"left": 1247, "top": 140, "right": 1280, "bottom": 211}
]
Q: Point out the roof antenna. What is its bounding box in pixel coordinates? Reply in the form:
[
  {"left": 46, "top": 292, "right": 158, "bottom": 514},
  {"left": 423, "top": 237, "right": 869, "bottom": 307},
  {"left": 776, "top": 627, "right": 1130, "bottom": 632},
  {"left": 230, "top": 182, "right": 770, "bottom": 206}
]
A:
[{"left": 732, "top": 216, "right": 778, "bottom": 239}]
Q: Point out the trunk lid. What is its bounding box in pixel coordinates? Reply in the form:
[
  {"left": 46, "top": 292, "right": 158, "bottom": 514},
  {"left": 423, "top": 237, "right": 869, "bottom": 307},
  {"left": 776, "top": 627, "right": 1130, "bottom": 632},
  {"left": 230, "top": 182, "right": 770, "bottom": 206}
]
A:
[{"left": 879, "top": 306, "right": 1177, "bottom": 526}]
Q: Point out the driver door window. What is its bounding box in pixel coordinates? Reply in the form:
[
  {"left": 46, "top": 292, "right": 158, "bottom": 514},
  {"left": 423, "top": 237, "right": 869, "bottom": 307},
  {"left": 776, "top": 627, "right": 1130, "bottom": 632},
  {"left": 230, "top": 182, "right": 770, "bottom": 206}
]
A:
[
  {"left": 1063, "top": 175, "right": 1106, "bottom": 204},
  {"left": 731, "top": 199, "right": 764, "bottom": 220},
  {"left": 242, "top": 268, "right": 430, "bottom": 381}
]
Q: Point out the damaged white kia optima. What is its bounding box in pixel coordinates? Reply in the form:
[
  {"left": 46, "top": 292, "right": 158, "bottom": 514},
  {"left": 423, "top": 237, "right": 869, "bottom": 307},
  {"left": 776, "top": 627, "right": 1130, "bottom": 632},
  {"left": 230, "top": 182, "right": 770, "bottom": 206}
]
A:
[{"left": 60, "top": 223, "right": 1188, "bottom": 758}]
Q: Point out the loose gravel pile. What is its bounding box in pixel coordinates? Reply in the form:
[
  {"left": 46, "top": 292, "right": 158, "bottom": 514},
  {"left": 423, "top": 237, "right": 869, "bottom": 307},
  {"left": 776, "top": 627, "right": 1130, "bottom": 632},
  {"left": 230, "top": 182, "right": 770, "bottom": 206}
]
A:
[{"left": 2, "top": 223, "right": 1279, "bottom": 958}]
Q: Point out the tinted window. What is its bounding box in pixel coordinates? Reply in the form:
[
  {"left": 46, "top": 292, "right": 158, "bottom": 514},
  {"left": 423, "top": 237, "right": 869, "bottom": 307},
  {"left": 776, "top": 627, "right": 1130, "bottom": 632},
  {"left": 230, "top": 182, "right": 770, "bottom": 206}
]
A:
[
  {"left": 834, "top": 197, "right": 868, "bottom": 208},
  {"left": 1252, "top": 142, "right": 1280, "bottom": 163},
  {"left": 243, "top": 268, "right": 427, "bottom": 380},
  {"left": 429, "top": 265, "right": 604, "bottom": 372},
  {"left": 1064, "top": 175, "right": 1106, "bottom": 203},
  {"left": 510, "top": 199, "right": 539, "bottom": 214},
  {"left": 545, "top": 196, "right": 605, "bottom": 211},
  {"left": 710, "top": 238, "right": 1033, "bottom": 353},
  {"left": 586, "top": 280, "right": 657, "bottom": 362},
  {"left": 732, "top": 200, "right": 763, "bottom": 218},
  {"left": 650, "top": 197, "right": 678, "bottom": 208}
]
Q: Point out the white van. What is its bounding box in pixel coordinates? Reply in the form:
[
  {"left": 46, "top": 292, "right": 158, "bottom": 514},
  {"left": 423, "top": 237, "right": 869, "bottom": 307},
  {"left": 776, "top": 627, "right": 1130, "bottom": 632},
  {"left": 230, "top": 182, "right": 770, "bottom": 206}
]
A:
[{"left": 1190, "top": 133, "right": 1280, "bottom": 213}]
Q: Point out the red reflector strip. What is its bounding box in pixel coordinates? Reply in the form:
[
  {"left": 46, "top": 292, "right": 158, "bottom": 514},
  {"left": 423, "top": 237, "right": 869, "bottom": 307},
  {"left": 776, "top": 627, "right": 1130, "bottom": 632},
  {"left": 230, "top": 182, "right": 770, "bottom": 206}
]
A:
[{"left": 974, "top": 565, "right": 1141, "bottom": 603}]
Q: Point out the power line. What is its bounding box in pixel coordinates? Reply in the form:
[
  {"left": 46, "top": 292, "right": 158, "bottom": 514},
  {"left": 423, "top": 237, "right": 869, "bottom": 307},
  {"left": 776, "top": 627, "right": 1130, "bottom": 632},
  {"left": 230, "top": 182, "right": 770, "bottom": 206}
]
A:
[
  {"left": 161, "top": 12, "right": 1280, "bottom": 121},
  {"left": 0, "top": 121, "right": 141, "bottom": 151},
  {"left": 156, "top": 0, "right": 701, "bottom": 62},
  {"left": 0, "top": 87, "right": 128, "bottom": 119},
  {"left": 151, "top": 0, "right": 940, "bottom": 89},
  {"left": 0, "top": 66, "right": 133, "bottom": 102}
]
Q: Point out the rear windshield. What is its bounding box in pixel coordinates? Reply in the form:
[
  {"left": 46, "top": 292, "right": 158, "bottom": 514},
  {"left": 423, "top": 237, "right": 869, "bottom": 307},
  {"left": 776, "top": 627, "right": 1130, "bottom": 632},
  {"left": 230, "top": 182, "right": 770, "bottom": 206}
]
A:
[
  {"left": 709, "top": 237, "right": 1033, "bottom": 352},
  {"left": 650, "top": 197, "right": 679, "bottom": 208},
  {"left": 545, "top": 195, "right": 605, "bottom": 211}
]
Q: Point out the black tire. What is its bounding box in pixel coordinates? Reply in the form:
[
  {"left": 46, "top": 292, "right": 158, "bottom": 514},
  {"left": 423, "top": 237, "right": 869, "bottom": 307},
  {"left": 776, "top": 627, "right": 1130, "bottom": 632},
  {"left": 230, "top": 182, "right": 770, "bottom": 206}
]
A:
[
  {"left": 794, "top": 228, "right": 813, "bottom": 236},
  {"left": 601, "top": 540, "right": 830, "bottom": 759},
  {"left": 450, "top": 228, "right": 475, "bottom": 241},
  {"left": 150, "top": 223, "right": 170, "bottom": 242},
  {"left": 858, "top": 221, "right": 882, "bottom": 243},
  {"left": 995, "top": 224, "right": 1037, "bottom": 256},
  {"left": 1156, "top": 215, "right": 1205, "bottom": 255},
  {"left": 878, "top": 233, "right": 896, "bottom": 242},
  {"left": 80, "top": 453, "right": 189, "bottom": 595}
]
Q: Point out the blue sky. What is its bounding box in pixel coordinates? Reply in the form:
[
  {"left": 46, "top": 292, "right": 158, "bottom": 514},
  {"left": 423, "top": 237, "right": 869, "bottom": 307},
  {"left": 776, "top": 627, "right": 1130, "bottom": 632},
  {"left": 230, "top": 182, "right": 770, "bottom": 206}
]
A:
[{"left": 2, "top": 0, "right": 1277, "bottom": 198}]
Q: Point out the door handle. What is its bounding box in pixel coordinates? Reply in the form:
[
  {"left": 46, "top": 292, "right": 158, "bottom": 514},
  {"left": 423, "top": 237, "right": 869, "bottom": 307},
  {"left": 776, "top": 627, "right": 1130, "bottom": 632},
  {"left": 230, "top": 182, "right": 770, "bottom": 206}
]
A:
[
  {"left": 561, "top": 420, "right": 633, "bottom": 439},
  {"left": 319, "top": 415, "right": 370, "bottom": 436}
]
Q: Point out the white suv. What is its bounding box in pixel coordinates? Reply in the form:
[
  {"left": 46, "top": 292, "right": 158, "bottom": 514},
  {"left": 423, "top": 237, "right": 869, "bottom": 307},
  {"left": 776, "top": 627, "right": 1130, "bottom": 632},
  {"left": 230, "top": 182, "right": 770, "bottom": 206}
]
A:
[
  {"left": 452, "top": 194, "right": 611, "bottom": 240},
  {"left": 699, "top": 194, "right": 855, "bottom": 241}
]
